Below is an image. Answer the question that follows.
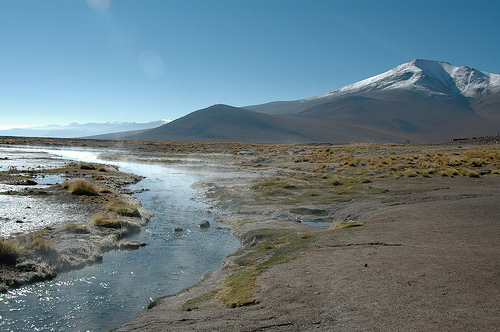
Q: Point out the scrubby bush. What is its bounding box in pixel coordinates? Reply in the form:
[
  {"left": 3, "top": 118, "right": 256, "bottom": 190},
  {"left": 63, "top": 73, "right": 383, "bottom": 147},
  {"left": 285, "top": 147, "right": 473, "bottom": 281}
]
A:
[{"left": 459, "top": 168, "right": 481, "bottom": 178}]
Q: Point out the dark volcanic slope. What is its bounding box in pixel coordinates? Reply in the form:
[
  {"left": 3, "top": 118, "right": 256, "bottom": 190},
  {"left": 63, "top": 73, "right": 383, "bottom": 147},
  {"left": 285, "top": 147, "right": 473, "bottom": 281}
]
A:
[{"left": 129, "top": 105, "right": 313, "bottom": 143}]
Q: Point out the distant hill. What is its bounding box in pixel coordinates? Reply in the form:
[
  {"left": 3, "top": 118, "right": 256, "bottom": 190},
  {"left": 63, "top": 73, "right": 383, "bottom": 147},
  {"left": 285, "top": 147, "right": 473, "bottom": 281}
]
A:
[
  {"left": 0, "top": 120, "right": 169, "bottom": 138},
  {"left": 125, "top": 59, "right": 500, "bottom": 143}
]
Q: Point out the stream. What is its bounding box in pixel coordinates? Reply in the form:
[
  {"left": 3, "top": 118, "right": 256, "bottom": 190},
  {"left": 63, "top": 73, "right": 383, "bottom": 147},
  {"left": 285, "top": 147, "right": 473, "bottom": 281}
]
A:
[{"left": 0, "top": 147, "right": 241, "bottom": 331}]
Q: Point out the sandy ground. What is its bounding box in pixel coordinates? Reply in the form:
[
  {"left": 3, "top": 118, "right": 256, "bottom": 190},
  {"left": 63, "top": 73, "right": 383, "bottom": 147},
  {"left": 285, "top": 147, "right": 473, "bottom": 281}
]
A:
[{"left": 118, "top": 176, "right": 499, "bottom": 331}]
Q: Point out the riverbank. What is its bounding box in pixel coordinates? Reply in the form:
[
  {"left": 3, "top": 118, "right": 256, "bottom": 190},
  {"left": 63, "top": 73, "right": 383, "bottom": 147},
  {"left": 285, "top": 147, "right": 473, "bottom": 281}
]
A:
[
  {"left": 0, "top": 149, "right": 151, "bottom": 291},
  {"left": 119, "top": 176, "right": 500, "bottom": 331},
  {"left": 115, "top": 141, "right": 499, "bottom": 331}
]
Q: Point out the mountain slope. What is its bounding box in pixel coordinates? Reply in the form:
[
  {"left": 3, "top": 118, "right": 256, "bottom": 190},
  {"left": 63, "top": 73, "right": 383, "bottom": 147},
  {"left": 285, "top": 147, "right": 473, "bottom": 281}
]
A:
[
  {"left": 129, "top": 105, "right": 312, "bottom": 143},
  {"left": 127, "top": 59, "right": 500, "bottom": 143}
]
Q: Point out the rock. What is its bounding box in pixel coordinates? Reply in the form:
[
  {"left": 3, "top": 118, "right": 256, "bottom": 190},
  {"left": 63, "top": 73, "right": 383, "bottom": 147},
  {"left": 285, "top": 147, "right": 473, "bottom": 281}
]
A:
[
  {"left": 198, "top": 220, "right": 211, "bottom": 228},
  {"left": 119, "top": 241, "right": 147, "bottom": 250}
]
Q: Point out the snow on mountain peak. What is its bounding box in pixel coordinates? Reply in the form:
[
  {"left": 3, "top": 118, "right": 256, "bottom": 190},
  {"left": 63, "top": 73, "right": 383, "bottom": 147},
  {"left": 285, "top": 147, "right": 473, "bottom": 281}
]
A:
[{"left": 306, "top": 59, "right": 500, "bottom": 101}]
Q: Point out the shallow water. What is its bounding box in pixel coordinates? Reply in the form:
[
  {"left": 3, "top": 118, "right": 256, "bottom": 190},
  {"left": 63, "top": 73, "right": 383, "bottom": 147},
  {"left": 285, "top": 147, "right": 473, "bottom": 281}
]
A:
[
  {"left": 301, "top": 220, "right": 331, "bottom": 227},
  {"left": 0, "top": 146, "right": 240, "bottom": 331}
]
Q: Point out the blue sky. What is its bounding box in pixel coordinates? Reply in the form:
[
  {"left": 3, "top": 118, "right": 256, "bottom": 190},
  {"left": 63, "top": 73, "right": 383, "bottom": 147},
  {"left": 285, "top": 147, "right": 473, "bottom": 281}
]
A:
[{"left": 1, "top": 0, "right": 499, "bottom": 129}]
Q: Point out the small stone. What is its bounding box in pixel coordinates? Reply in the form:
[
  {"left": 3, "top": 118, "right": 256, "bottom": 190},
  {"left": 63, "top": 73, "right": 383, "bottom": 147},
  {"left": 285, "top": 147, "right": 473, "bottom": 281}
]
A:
[{"left": 198, "top": 220, "right": 211, "bottom": 228}]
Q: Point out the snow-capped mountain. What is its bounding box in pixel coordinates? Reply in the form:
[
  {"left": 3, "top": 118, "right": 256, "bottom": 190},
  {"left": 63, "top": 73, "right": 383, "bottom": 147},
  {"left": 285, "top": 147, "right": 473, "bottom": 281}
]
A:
[
  {"left": 309, "top": 59, "right": 500, "bottom": 101},
  {"left": 118, "top": 59, "right": 500, "bottom": 144}
]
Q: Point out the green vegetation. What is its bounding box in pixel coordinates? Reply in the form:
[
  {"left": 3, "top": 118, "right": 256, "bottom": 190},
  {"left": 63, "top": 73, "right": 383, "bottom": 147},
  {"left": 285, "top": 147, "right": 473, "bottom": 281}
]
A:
[
  {"left": 250, "top": 173, "right": 388, "bottom": 207},
  {"left": 219, "top": 228, "right": 314, "bottom": 308}
]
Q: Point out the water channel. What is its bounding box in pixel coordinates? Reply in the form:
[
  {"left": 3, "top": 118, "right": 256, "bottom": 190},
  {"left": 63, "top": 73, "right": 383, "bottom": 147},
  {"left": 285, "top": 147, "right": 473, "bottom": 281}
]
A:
[{"left": 0, "top": 147, "right": 241, "bottom": 331}]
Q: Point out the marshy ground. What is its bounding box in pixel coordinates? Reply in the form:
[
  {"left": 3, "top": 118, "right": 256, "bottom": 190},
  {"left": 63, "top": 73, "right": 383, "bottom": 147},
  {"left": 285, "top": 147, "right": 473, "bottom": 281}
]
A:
[
  {"left": 1, "top": 136, "right": 499, "bottom": 330},
  {"left": 0, "top": 149, "right": 150, "bottom": 291}
]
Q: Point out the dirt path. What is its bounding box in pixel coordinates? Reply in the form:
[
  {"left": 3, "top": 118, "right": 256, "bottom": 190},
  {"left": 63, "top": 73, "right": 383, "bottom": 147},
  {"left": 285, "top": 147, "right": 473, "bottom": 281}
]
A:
[{"left": 118, "top": 176, "right": 499, "bottom": 331}]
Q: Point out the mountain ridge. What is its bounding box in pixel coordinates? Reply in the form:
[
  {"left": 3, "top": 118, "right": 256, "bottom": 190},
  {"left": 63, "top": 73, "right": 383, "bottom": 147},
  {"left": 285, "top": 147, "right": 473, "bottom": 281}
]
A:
[
  {"left": 308, "top": 59, "right": 500, "bottom": 101},
  {"left": 116, "top": 59, "right": 500, "bottom": 143}
]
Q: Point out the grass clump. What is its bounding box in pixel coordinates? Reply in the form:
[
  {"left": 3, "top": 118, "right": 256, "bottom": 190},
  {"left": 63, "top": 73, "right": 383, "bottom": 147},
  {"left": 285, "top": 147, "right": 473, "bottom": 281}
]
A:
[
  {"left": 29, "top": 236, "right": 55, "bottom": 253},
  {"left": 62, "top": 222, "right": 90, "bottom": 234},
  {"left": 0, "top": 237, "right": 19, "bottom": 265},
  {"left": 92, "top": 213, "right": 122, "bottom": 229},
  {"left": 459, "top": 168, "right": 481, "bottom": 178},
  {"left": 105, "top": 199, "right": 141, "bottom": 217},
  {"left": 63, "top": 179, "right": 100, "bottom": 196}
]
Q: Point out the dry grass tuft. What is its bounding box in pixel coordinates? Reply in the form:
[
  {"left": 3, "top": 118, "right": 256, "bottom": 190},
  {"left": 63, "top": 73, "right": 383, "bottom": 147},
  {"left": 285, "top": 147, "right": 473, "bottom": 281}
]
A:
[
  {"left": 0, "top": 237, "right": 19, "bottom": 265},
  {"left": 63, "top": 179, "right": 100, "bottom": 196},
  {"left": 29, "top": 236, "right": 55, "bottom": 253},
  {"left": 105, "top": 199, "right": 141, "bottom": 217},
  {"left": 92, "top": 213, "right": 122, "bottom": 228},
  {"left": 62, "top": 222, "right": 90, "bottom": 234}
]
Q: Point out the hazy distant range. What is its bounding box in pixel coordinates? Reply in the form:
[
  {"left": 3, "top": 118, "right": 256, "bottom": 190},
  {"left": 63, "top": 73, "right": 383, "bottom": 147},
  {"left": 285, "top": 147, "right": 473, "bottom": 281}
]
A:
[
  {"left": 4, "top": 59, "right": 500, "bottom": 144},
  {"left": 0, "top": 121, "right": 169, "bottom": 139}
]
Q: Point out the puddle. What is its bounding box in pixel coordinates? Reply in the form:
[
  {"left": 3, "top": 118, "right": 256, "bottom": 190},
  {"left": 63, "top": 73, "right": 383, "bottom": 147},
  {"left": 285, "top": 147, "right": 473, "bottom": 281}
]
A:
[
  {"left": 301, "top": 220, "right": 332, "bottom": 227},
  {"left": 35, "top": 173, "right": 65, "bottom": 185}
]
